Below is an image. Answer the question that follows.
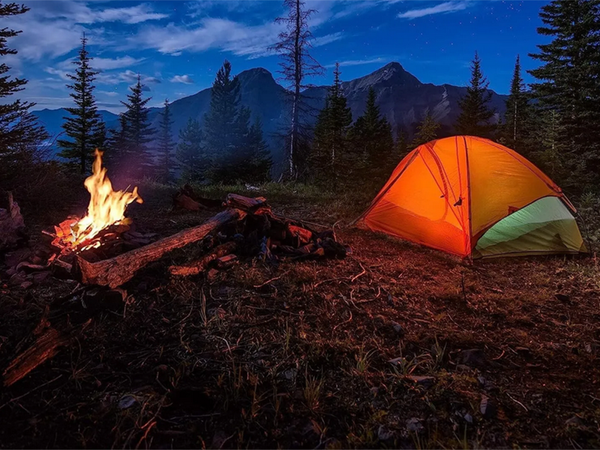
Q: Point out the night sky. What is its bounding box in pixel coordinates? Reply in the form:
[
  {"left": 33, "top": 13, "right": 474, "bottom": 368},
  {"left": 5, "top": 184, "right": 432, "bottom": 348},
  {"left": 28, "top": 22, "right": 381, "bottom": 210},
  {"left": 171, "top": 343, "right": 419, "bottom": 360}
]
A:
[{"left": 3, "top": 0, "right": 550, "bottom": 113}]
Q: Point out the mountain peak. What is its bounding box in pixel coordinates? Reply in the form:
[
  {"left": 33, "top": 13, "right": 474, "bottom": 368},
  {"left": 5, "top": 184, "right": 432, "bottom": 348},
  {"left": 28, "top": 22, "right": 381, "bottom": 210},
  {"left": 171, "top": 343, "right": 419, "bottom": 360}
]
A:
[
  {"left": 340, "top": 61, "right": 421, "bottom": 93},
  {"left": 237, "top": 67, "right": 278, "bottom": 87}
]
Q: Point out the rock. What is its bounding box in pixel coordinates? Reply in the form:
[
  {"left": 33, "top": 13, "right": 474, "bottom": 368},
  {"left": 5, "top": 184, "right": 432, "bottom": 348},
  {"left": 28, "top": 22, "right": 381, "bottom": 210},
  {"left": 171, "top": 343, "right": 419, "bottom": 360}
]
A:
[
  {"left": 464, "top": 413, "right": 473, "bottom": 424},
  {"left": 118, "top": 395, "right": 137, "bottom": 410},
  {"left": 377, "top": 425, "right": 395, "bottom": 442},
  {"left": 458, "top": 349, "right": 486, "bottom": 367},
  {"left": 20, "top": 281, "right": 33, "bottom": 289},
  {"left": 480, "top": 395, "right": 497, "bottom": 419},
  {"left": 281, "top": 368, "right": 297, "bottom": 381},
  {"left": 406, "top": 418, "right": 424, "bottom": 433},
  {"left": 406, "top": 375, "right": 436, "bottom": 388},
  {"left": 391, "top": 321, "right": 403, "bottom": 334}
]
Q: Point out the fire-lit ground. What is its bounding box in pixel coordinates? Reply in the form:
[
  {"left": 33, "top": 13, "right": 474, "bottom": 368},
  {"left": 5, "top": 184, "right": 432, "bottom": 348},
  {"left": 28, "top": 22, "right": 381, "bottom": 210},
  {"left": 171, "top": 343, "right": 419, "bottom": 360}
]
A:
[{"left": 1, "top": 184, "right": 599, "bottom": 449}]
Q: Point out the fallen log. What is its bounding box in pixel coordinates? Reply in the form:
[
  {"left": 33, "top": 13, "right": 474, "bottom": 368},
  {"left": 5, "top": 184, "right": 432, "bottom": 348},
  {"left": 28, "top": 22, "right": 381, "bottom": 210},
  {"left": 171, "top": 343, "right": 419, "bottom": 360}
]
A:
[
  {"left": 169, "top": 240, "right": 238, "bottom": 276},
  {"left": 77, "top": 208, "right": 244, "bottom": 288},
  {"left": 3, "top": 287, "right": 125, "bottom": 386}
]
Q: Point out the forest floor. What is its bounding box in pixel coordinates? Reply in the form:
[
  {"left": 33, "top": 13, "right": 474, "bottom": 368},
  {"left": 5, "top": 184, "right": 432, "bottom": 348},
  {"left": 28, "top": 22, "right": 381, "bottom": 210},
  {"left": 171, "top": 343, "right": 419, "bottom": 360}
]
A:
[{"left": 1, "top": 182, "right": 599, "bottom": 449}]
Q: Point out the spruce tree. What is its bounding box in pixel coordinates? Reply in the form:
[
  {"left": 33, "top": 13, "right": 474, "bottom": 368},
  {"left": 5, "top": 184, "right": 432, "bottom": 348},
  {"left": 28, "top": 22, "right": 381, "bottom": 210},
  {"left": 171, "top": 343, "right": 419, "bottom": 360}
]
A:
[
  {"left": 310, "top": 63, "right": 352, "bottom": 189},
  {"left": 57, "top": 33, "right": 103, "bottom": 174},
  {"left": 0, "top": 2, "right": 47, "bottom": 187},
  {"left": 500, "top": 56, "right": 535, "bottom": 156},
  {"left": 245, "top": 117, "right": 273, "bottom": 183},
  {"left": 158, "top": 99, "right": 175, "bottom": 183},
  {"left": 203, "top": 61, "right": 241, "bottom": 182},
  {"left": 106, "top": 113, "right": 128, "bottom": 169},
  {"left": 411, "top": 111, "right": 440, "bottom": 149},
  {"left": 177, "top": 118, "right": 206, "bottom": 182},
  {"left": 396, "top": 128, "right": 408, "bottom": 158},
  {"left": 529, "top": 0, "right": 600, "bottom": 190},
  {"left": 455, "top": 52, "right": 495, "bottom": 138},
  {"left": 350, "top": 87, "right": 394, "bottom": 188},
  {"left": 121, "top": 75, "right": 156, "bottom": 178}
]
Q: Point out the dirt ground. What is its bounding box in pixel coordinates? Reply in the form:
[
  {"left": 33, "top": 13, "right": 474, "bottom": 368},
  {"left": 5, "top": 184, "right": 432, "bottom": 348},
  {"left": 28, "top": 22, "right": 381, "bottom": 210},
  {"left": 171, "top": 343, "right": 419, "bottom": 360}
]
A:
[{"left": 1, "top": 184, "right": 599, "bottom": 449}]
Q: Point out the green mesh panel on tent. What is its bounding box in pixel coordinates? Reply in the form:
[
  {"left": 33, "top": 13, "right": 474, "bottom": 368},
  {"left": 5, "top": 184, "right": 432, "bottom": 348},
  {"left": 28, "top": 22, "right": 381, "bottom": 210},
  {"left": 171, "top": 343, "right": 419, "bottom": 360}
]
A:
[{"left": 473, "top": 196, "right": 586, "bottom": 258}]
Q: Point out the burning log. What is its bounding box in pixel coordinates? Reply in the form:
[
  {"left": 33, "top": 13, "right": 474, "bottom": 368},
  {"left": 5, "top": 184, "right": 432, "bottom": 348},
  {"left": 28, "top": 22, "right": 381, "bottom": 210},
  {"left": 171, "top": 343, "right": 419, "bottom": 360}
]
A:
[
  {"left": 169, "top": 240, "right": 238, "bottom": 277},
  {"left": 77, "top": 208, "right": 244, "bottom": 288}
]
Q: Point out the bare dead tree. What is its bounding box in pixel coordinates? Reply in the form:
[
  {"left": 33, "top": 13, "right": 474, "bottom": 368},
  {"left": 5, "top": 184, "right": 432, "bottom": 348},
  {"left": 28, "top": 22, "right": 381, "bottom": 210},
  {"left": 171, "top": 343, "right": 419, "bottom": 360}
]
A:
[{"left": 270, "top": 0, "right": 324, "bottom": 180}]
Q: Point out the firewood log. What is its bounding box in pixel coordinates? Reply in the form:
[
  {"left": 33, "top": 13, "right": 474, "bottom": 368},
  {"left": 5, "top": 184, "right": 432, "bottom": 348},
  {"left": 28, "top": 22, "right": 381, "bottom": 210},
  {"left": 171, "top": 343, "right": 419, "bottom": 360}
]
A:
[
  {"left": 169, "top": 241, "right": 238, "bottom": 276},
  {"left": 76, "top": 208, "right": 244, "bottom": 288},
  {"left": 225, "top": 194, "right": 268, "bottom": 213}
]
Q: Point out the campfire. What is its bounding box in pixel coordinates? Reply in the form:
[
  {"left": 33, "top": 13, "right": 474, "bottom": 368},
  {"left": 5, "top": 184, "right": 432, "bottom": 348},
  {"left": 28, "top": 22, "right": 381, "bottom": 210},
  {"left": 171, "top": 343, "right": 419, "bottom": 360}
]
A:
[{"left": 52, "top": 150, "right": 143, "bottom": 253}]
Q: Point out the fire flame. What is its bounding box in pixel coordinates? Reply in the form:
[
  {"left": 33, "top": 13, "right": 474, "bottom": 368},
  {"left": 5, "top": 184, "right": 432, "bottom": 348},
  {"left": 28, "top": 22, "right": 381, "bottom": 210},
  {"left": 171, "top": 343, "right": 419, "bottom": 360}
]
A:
[{"left": 55, "top": 150, "right": 142, "bottom": 251}]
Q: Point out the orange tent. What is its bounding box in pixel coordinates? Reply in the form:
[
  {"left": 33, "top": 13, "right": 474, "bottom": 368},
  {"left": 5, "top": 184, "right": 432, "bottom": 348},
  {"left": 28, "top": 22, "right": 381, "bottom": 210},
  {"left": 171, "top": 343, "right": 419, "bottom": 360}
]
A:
[{"left": 357, "top": 136, "right": 587, "bottom": 259}]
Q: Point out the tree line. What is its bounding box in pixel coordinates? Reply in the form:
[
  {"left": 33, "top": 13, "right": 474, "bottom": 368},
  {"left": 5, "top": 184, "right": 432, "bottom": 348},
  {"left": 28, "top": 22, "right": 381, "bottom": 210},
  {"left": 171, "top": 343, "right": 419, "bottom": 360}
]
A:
[
  {"left": 1, "top": 0, "right": 599, "bottom": 198},
  {"left": 302, "top": 0, "right": 600, "bottom": 195},
  {"left": 54, "top": 35, "right": 272, "bottom": 184}
]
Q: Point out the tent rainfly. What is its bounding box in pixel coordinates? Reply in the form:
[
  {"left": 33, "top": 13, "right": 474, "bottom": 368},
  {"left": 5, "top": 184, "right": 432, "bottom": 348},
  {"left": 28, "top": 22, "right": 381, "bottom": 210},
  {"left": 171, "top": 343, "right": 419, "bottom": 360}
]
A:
[{"left": 357, "top": 136, "right": 587, "bottom": 259}]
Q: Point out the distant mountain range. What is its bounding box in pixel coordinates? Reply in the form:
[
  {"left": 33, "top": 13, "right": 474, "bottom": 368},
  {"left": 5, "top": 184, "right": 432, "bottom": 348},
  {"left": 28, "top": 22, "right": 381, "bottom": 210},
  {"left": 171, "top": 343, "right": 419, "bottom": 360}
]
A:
[{"left": 32, "top": 62, "right": 508, "bottom": 171}]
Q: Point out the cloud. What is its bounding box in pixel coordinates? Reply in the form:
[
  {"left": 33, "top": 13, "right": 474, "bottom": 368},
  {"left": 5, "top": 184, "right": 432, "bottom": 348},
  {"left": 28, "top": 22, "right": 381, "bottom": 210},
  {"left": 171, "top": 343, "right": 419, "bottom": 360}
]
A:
[
  {"left": 397, "top": 1, "right": 471, "bottom": 19},
  {"left": 312, "top": 32, "right": 344, "bottom": 48},
  {"left": 93, "top": 56, "right": 145, "bottom": 70},
  {"left": 325, "top": 57, "right": 388, "bottom": 69},
  {"left": 5, "top": 1, "right": 166, "bottom": 61},
  {"left": 44, "top": 67, "right": 71, "bottom": 81},
  {"left": 30, "top": 1, "right": 169, "bottom": 25},
  {"left": 119, "top": 70, "right": 161, "bottom": 85},
  {"left": 170, "top": 75, "right": 195, "bottom": 84},
  {"left": 98, "top": 90, "right": 119, "bottom": 97}
]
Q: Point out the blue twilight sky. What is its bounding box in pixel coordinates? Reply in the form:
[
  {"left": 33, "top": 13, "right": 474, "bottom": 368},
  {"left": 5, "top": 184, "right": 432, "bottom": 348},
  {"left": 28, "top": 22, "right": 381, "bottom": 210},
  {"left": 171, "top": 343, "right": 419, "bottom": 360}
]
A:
[{"left": 3, "top": 0, "right": 550, "bottom": 113}]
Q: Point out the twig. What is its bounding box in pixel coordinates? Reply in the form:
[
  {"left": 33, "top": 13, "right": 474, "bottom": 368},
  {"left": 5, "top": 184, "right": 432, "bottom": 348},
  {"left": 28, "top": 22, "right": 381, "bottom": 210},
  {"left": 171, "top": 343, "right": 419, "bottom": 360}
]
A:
[
  {"left": 351, "top": 263, "right": 367, "bottom": 283},
  {"left": 0, "top": 374, "right": 63, "bottom": 411},
  {"left": 253, "top": 271, "right": 289, "bottom": 289},
  {"left": 506, "top": 392, "right": 529, "bottom": 412}
]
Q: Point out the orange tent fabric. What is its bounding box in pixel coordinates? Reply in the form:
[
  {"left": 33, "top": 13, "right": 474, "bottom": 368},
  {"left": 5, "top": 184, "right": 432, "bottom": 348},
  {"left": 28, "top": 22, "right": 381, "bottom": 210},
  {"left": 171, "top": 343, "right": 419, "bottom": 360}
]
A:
[{"left": 358, "top": 136, "right": 586, "bottom": 258}]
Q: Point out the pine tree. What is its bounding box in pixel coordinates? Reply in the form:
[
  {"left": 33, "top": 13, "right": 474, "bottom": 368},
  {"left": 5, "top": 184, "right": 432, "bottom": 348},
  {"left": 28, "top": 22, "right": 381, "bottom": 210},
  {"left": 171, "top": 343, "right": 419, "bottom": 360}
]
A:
[
  {"left": 499, "top": 56, "right": 535, "bottom": 156},
  {"left": 93, "top": 121, "right": 107, "bottom": 151},
  {"left": 57, "top": 33, "right": 103, "bottom": 174},
  {"left": 203, "top": 61, "right": 242, "bottom": 182},
  {"left": 411, "top": 111, "right": 440, "bottom": 149},
  {"left": 310, "top": 63, "right": 352, "bottom": 189},
  {"left": 350, "top": 87, "right": 394, "bottom": 189},
  {"left": 106, "top": 113, "right": 128, "bottom": 169},
  {"left": 0, "top": 2, "right": 47, "bottom": 187},
  {"left": 396, "top": 128, "right": 408, "bottom": 158},
  {"left": 246, "top": 117, "right": 273, "bottom": 183},
  {"left": 455, "top": 52, "right": 495, "bottom": 138},
  {"left": 177, "top": 118, "right": 206, "bottom": 182},
  {"left": 529, "top": 0, "right": 600, "bottom": 190},
  {"left": 270, "top": 0, "right": 324, "bottom": 179},
  {"left": 121, "top": 75, "right": 156, "bottom": 178},
  {"left": 158, "top": 99, "right": 175, "bottom": 183}
]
